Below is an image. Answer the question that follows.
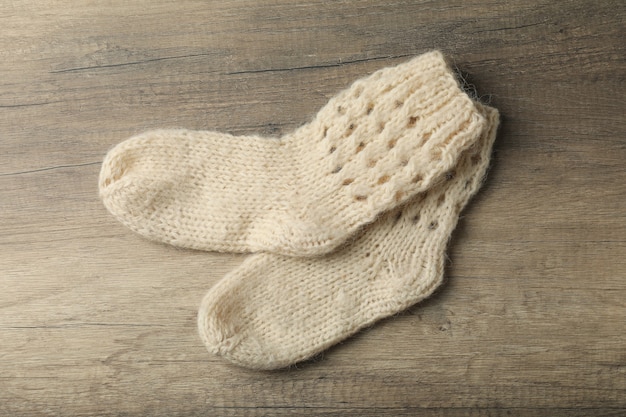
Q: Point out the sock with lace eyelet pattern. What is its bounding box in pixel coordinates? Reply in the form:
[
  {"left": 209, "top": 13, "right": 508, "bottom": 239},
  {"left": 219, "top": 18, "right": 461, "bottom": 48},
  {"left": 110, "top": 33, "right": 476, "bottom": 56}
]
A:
[
  {"left": 197, "top": 104, "right": 499, "bottom": 370},
  {"left": 99, "top": 51, "right": 486, "bottom": 256}
]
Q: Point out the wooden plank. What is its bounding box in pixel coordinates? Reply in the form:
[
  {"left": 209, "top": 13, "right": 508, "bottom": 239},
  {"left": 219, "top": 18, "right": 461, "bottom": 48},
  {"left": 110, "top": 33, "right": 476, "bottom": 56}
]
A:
[{"left": 1, "top": 0, "right": 624, "bottom": 415}]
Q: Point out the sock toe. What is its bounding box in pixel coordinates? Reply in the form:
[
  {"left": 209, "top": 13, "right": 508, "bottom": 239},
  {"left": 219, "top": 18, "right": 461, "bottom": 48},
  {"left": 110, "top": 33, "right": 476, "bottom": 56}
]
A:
[
  {"left": 99, "top": 143, "right": 130, "bottom": 194},
  {"left": 99, "top": 133, "right": 183, "bottom": 240},
  {"left": 197, "top": 297, "right": 240, "bottom": 357}
]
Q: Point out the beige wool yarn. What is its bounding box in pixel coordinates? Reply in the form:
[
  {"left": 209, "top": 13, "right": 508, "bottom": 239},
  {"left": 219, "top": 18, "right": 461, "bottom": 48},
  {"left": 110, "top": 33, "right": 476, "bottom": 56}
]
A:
[
  {"left": 99, "top": 51, "right": 486, "bottom": 256},
  {"left": 197, "top": 104, "right": 498, "bottom": 370}
]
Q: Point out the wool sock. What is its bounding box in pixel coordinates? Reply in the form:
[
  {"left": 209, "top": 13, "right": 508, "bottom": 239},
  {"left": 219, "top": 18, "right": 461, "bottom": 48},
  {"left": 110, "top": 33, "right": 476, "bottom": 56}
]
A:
[
  {"left": 197, "top": 104, "right": 499, "bottom": 370},
  {"left": 99, "top": 51, "right": 486, "bottom": 256}
]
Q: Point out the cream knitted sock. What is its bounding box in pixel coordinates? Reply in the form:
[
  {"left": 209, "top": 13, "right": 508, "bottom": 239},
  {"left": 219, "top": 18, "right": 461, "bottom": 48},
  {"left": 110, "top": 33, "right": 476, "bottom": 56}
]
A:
[
  {"left": 99, "top": 51, "right": 486, "bottom": 256},
  {"left": 197, "top": 104, "right": 499, "bottom": 370}
]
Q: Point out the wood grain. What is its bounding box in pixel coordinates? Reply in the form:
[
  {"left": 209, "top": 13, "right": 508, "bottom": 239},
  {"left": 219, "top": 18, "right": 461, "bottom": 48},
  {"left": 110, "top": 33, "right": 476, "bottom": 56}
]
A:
[{"left": 1, "top": 0, "right": 624, "bottom": 415}]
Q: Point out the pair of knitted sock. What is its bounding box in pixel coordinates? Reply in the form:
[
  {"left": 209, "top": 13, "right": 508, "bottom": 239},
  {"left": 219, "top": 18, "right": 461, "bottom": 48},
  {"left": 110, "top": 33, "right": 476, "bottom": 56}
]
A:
[{"left": 99, "top": 51, "right": 499, "bottom": 370}]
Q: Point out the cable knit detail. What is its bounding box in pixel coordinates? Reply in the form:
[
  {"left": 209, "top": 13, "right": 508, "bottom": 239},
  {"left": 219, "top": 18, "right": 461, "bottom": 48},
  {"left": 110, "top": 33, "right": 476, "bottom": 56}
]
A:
[{"left": 99, "top": 51, "right": 486, "bottom": 256}]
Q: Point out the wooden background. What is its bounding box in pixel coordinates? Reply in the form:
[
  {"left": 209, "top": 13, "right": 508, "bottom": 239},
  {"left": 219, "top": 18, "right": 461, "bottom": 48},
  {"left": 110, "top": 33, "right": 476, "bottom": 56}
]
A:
[{"left": 1, "top": 1, "right": 624, "bottom": 415}]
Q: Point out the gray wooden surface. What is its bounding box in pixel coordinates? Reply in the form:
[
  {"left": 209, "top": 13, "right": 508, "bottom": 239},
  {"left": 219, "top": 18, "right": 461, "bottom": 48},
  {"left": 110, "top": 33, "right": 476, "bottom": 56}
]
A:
[{"left": 1, "top": 1, "right": 625, "bottom": 416}]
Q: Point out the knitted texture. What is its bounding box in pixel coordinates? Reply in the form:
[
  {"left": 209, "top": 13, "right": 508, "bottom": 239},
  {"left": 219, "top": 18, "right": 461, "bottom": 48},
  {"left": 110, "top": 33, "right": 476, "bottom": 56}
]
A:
[
  {"left": 99, "top": 51, "right": 486, "bottom": 256},
  {"left": 198, "top": 104, "right": 499, "bottom": 370}
]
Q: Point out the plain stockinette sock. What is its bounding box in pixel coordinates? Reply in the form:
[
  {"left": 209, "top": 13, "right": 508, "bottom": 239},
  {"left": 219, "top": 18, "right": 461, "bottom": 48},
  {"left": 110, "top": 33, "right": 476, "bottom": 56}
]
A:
[
  {"left": 197, "top": 104, "right": 499, "bottom": 370},
  {"left": 99, "top": 51, "right": 486, "bottom": 256}
]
